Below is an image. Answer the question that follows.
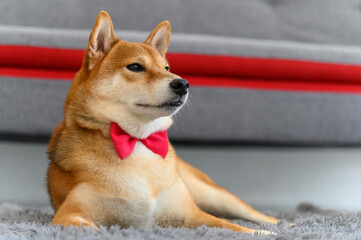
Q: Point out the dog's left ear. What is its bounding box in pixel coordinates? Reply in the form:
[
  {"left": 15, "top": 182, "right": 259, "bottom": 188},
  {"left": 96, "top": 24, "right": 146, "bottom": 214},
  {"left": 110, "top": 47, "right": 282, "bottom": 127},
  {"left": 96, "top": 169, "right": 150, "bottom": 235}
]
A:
[
  {"left": 87, "top": 11, "right": 119, "bottom": 70},
  {"left": 145, "top": 21, "right": 171, "bottom": 57}
]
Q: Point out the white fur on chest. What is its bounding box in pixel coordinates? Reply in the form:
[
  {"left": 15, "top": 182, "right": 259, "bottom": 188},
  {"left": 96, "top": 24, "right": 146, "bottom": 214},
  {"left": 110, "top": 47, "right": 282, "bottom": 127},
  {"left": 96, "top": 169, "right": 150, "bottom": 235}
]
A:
[
  {"left": 99, "top": 179, "right": 186, "bottom": 228},
  {"left": 128, "top": 141, "right": 159, "bottom": 159},
  {"left": 95, "top": 141, "right": 182, "bottom": 227}
]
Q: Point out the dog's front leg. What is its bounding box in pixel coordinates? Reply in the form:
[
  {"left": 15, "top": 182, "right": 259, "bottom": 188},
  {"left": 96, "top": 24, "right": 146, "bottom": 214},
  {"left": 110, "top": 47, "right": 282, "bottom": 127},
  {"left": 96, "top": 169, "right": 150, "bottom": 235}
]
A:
[{"left": 51, "top": 184, "right": 97, "bottom": 228}]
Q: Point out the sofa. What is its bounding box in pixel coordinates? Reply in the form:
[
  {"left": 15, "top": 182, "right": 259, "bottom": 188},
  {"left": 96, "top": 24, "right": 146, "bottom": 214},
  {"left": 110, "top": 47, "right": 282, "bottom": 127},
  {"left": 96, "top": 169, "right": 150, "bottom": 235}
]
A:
[
  {"left": 2, "top": 0, "right": 361, "bottom": 144},
  {"left": 1, "top": 0, "right": 361, "bottom": 210}
]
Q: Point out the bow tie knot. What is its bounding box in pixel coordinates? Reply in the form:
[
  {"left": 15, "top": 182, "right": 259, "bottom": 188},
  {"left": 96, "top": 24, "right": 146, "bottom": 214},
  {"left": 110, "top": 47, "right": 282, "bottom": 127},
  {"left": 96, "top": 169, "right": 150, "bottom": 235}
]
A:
[{"left": 110, "top": 122, "right": 169, "bottom": 160}]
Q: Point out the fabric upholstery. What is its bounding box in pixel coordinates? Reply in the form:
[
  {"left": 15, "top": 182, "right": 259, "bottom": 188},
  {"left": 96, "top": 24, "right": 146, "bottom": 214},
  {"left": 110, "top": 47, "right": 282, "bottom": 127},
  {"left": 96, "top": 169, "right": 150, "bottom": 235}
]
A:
[
  {"left": 2, "top": 77, "right": 361, "bottom": 144},
  {"left": 1, "top": 1, "right": 361, "bottom": 144},
  {"left": 2, "top": 0, "right": 361, "bottom": 46},
  {"left": 1, "top": 25, "right": 361, "bottom": 64}
]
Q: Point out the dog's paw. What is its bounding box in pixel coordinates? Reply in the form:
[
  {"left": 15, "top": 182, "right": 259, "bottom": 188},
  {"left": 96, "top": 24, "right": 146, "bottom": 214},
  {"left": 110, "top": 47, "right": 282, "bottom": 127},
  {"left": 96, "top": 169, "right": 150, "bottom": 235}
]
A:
[
  {"left": 253, "top": 230, "right": 277, "bottom": 236},
  {"left": 288, "top": 222, "right": 296, "bottom": 227}
]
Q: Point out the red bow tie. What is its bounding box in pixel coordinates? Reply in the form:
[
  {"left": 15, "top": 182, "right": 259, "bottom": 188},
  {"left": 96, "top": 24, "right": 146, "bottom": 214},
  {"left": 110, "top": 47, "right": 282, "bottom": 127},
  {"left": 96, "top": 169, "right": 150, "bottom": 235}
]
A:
[{"left": 110, "top": 122, "right": 169, "bottom": 160}]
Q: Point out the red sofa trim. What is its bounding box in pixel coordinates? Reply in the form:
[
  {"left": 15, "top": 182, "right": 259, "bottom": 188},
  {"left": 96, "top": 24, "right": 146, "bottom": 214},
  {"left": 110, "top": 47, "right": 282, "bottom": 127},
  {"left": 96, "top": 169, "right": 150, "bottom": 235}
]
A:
[{"left": 2, "top": 45, "right": 361, "bottom": 93}]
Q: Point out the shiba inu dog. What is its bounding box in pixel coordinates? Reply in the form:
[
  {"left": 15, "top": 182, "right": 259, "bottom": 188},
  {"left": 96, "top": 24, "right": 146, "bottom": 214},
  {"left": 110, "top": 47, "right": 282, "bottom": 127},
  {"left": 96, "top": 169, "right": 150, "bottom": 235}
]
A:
[{"left": 47, "top": 11, "right": 280, "bottom": 235}]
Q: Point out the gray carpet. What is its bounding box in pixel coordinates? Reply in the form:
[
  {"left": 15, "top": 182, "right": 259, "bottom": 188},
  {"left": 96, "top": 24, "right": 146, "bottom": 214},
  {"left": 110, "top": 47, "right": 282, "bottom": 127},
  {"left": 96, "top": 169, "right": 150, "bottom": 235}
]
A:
[{"left": 0, "top": 203, "right": 360, "bottom": 240}]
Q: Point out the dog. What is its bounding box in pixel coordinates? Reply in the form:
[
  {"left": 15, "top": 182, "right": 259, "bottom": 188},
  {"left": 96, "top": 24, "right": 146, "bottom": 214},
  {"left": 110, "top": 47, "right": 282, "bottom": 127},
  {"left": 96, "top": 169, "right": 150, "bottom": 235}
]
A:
[{"left": 47, "top": 11, "right": 280, "bottom": 235}]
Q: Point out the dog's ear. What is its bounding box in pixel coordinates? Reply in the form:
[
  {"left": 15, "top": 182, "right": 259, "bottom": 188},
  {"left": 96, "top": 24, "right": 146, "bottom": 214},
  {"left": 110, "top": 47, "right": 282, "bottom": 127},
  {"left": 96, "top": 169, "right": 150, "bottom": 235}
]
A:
[
  {"left": 145, "top": 21, "right": 171, "bottom": 57},
  {"left": 87, "top": 11, "right": 119, "bottom": 70}
]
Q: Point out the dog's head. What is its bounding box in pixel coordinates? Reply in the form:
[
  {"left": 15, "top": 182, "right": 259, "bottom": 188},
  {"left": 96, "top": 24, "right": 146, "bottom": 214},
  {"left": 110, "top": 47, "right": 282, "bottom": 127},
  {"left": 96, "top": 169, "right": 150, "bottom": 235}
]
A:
[{"left": 68, "top": 11, "right": 189, "bottom": 137}]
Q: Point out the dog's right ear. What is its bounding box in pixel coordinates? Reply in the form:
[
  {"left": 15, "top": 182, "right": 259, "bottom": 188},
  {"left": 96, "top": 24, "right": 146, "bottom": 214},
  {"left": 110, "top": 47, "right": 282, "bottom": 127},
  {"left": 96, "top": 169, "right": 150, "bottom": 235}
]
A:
[{"left": 87, "top": 11, "right": 119, "bottom": 70}]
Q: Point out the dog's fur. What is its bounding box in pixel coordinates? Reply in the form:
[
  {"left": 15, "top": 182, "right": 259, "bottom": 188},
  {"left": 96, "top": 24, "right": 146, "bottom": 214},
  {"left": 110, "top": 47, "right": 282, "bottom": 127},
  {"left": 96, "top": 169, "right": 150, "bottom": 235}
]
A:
[{"left": 47, "top": 11, "right": 279, "bottom": 235}]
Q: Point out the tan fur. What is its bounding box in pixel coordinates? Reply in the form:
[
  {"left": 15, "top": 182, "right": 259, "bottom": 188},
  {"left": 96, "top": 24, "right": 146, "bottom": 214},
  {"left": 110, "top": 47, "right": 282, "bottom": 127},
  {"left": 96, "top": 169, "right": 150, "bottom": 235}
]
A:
[{"left": 47, "top": 11, "right": 279, "bottom": 235}]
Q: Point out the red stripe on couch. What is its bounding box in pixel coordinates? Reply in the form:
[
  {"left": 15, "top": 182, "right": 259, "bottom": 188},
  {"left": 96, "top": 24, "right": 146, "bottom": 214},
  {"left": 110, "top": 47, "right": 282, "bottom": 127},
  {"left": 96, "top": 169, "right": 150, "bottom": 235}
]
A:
[
  {"left": 2, "top": 67, "right": 361, "bottom": 94},
  {"left": 168, "top": 53, "right": 361, "bottom": 84},
  {"left": 0, "top": 67, "right": 76, "bottom": 79},
  {"left": 2, "top": 45, "right": 361, "bottom": 93},
  {"left": 181, "top": 74, "right": 361, "bottom": 93},
  {"left": 0, "top": 45, "right": 84, "bottom": 70},
  {"left": 2, "top": 45, "right": 361, "bottom": 84}
]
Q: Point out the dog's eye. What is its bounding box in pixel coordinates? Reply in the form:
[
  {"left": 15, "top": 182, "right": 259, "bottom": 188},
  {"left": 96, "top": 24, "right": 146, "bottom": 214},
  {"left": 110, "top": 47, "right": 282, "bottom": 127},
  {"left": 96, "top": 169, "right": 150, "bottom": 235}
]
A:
[
  {"left": 165, "top": 66, "right": 170, "bottom": 71},
  {"left": 126, "top": 63, "right": 145, "bottom": 72}
]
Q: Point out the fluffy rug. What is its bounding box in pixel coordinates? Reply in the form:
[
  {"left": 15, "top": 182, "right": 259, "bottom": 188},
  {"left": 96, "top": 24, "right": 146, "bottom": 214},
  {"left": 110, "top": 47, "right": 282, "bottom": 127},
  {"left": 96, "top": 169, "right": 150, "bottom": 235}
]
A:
[{"left": 0, "top": 203, "right": 360, "bottom": 240}]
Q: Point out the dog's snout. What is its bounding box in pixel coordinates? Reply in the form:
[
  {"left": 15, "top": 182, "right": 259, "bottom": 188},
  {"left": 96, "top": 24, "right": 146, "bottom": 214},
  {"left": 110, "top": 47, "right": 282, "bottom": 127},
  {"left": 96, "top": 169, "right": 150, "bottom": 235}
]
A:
[{"left": 170, "top": 79, "right": 189, "bottom": 96}]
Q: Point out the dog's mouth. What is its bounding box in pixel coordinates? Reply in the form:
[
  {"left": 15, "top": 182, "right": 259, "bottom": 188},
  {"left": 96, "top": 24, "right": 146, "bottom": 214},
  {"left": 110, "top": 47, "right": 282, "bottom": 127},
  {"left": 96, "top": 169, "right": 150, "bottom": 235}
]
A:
[{"left": 136, "top": 100, "right": 184, "bottom": 109}]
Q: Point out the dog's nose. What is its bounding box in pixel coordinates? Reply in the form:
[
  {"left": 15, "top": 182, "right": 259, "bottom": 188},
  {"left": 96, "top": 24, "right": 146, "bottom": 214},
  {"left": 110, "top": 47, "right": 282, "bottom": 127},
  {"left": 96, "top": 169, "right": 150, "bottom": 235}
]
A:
[{"left": 170, "top": 79, "right": 189, "bottom": 96}]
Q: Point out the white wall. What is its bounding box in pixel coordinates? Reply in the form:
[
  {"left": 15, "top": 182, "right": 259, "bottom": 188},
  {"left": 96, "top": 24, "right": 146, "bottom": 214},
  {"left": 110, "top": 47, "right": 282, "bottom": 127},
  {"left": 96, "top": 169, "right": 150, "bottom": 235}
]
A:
[
  {"left": 178, "top": 145, "right": 361, "bottom": 211},
  {"left": 1, "top": 141, "right": 361, "bottom": 211}
]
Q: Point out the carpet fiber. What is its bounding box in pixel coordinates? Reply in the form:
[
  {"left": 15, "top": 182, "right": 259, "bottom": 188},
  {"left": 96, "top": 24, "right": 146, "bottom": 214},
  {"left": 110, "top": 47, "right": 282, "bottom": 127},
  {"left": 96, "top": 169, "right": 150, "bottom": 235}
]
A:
[{"left": 0, "top": 203, "right": 360, "bottom": 240}]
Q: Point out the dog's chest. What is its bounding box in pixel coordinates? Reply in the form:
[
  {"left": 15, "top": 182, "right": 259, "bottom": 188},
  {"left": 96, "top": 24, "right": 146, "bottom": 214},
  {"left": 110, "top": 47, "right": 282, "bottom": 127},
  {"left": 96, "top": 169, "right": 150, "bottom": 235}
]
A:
[
  {"left": 99, "top": 178, "right": 185, "bottom": 228},
  {"left": 96, "top": 141, "right": 182, "bottom": 227}
]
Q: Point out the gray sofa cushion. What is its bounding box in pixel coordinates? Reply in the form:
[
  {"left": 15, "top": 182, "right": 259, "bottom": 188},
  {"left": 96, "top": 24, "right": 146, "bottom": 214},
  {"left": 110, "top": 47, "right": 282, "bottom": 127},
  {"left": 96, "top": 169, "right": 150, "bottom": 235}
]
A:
[
  {"left": 2, "top": 0, "right": 361, "bottom": 46},
  {"left": 1, "top": 25, "right": 361, "bottom": 64},
  {"left": 2, "top": 76, "right": 361, "bottom": 144}
]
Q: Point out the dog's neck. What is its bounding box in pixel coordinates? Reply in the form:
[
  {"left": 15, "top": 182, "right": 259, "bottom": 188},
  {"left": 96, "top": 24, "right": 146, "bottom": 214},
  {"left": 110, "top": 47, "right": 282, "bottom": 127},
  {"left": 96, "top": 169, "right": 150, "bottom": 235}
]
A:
[
  {"left": 73, "top": 112, "right": 172, "bottom": 139},
  {"left": 114, "top": 115, "right": 172, "bottom": 139},
  {"left": 70, "top": 93, "right": 173, "bottom": 139}
]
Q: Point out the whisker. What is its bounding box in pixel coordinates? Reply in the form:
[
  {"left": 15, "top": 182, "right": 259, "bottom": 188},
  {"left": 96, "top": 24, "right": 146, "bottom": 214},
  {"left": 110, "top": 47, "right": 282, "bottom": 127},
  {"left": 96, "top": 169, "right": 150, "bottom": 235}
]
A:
[
  {"left": 185, "top": 94, "right": 194, "bottom": 108},
  {"left": 172, "top": 116, "right": 179, "bottom": 132}
]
